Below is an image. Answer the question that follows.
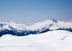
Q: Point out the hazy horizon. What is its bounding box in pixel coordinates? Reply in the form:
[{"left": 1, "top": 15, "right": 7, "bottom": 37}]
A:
[{"left": 0, "top": 0, "right": 72, "bottom": 24}]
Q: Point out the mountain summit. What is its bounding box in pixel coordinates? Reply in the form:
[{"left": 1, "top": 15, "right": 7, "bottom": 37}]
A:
[{"left": 50, "top": 18, "right": 57, "bottom": 23}]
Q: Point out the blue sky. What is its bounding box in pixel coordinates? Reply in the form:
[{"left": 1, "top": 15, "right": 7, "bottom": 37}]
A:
[{"left": 0, "top": 0, "right": 72, "bottom": 24}]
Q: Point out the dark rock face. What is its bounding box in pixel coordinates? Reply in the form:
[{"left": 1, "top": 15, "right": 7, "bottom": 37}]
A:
[
  {"left": 0, "top": 28, "right": 72, "bottom": 37},
  {"left": 0, "top": 28, "right": 50, "bottom": 37},
  {"left": 56, "top": 28, "right": 72, "bottom": 32},
  {"left": 50, "top": 18, "right": 58, "bottom": 23}
]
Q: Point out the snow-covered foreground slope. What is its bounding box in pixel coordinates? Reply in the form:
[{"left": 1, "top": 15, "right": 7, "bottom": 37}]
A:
[{"left": 0, "top": 30, "right": 72, "bottom": 51}]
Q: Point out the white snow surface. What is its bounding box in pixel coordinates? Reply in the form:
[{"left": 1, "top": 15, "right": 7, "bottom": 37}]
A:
[
  {"left": 0, "top": 19, "right": 72, "bottom": 30},
  {"left": 0, "top": 30, "right": 72, "bottom": 51}
]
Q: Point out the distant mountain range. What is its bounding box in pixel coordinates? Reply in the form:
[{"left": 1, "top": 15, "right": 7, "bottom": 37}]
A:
[
  {"left": 66, "top": 20, "right": 72, "bottom": 23},
  {"left": 0, "top": 18, "right": 72, "bottom": 36}
]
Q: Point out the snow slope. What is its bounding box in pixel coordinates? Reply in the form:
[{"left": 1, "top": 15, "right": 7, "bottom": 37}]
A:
[{"left": 0, "top": 30, "right": 72, "bottom": 51}]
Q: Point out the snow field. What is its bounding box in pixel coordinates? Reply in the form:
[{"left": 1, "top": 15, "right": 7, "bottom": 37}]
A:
[{"left": 0, "top": 30, "right": 72, "bottom": 51}]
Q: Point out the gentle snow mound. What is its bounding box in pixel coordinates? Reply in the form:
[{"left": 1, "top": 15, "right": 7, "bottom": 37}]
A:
[{"left": 0, "top": 30, "right": 72, "bottom": 51}]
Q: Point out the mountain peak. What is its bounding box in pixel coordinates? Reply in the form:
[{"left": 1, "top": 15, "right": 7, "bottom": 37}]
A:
[{"left": 50, "top": 18, "right": 57, "bottom": 23}]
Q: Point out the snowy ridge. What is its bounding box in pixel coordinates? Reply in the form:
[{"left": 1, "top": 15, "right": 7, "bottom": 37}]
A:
[
  {"left": 0, "top": 21, "right": 27, "bottom": 30},
  {"left": 0, "top": 19, "right": 72, "bottom": 30},
  {"left": 0, "top": 19, "right": 72, "bottom": 36}
]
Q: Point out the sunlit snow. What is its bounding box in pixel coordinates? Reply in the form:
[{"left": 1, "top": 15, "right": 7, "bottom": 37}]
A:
[{"left": 0, "top": 30, "right": 72, "bottom": 51}]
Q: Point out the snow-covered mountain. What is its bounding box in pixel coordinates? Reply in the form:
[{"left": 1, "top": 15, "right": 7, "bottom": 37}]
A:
[{"left": 0, "top": 18, "right": 72, "bottom": 36}]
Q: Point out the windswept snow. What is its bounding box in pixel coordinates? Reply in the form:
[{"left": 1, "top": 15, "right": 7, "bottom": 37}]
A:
[{"left": 0, "top": 30, "right": 72, "bottom": 51}]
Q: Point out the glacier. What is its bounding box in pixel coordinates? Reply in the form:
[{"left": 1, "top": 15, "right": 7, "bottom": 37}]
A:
[{"left": 0, "top": 19, "right": 72, "bottom": 36}]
